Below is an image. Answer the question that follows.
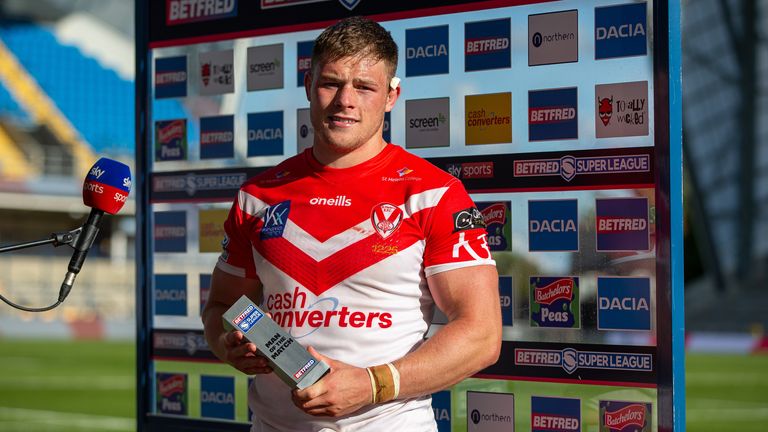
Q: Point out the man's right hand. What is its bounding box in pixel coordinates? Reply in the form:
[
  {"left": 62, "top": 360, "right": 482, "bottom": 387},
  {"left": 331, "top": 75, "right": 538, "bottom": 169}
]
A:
[{"left": 222, "top": 329, "right": 274, "bottom": 375}]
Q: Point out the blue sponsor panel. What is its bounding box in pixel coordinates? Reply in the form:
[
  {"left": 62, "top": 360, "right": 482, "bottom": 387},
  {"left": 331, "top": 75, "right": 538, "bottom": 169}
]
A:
[
  {"left": 595, "top": 197, "right": 650, "bottom": 251},
  {"left": 260, "top": 200, "right": 291, "bottom": 240},
  {"left": 200, "top": 375, "right": 236, "bottom": 420},
  {"left": 465, "top": 18, "right": 511, "bottom": 72},
  {"left": 598, "top": 277, "right": 651, "bottom": 331},
  {"left": 296, "top": 40, "right": 313, "bottom": 86},
  {"left": 529, "top": 87, "right": 578, "bottom": 141},
  {"left": 595, "top": 2, "right": 648, "bottom": 60},
  {"left": 155, "top": 55, "right": 187, "bottom": 98},
  {"left": 200, "top": 273, "right": 211, "bottom": 314},
  {"left": 528, "top": 199, "right": 578, "bottom": 251},
  {"left": 154, "top": 210, "right": 187, "bottom": 252},
  {"left": 247, "top": 111, "right": 284, "bottom": 156},
  {"left": 200, "top": 115, "right": 234, "bottom": 159},
  {"left": 499, "top": 276, "right": 513, "bottom": 326},
  {"left": 531, "top": 396, "right": 581, "bottom": 432},
  {"left": 599, "top": 400, "right": 652, "bottom": 431},
  {"left": 432, "top": 390, "right": 451, "bottom": 432},
  {"left": 154, "top": 274, "right": 187, "bottom": 316},
  {"left": 383, "top": 111, "right": 391, "bottom": 143},
  {"left": 156, "top": 372, "right": 187, "bottom": 415},
  {"left": 406, "top": 25, "right": 449, "bottom": 77}
]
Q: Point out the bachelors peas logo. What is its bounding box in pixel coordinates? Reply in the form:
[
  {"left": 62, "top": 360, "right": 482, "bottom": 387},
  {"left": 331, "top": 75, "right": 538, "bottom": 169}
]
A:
[
  {"left": 530, "top": 276, "right": 580, "bottom": 328},
  {"left": 155, "top": 119, "right": 187, "bottom": 161},
  {"left": 465, "top": 93, "right": 512, "bottom": 145},
  {"left": 599, "top": 400, "right": 652, "bottom": 431}
]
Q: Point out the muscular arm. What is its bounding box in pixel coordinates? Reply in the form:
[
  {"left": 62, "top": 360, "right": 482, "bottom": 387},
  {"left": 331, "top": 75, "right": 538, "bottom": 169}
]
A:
[{"left": 201, "top": 267, "right": 271, "bottom": 375}]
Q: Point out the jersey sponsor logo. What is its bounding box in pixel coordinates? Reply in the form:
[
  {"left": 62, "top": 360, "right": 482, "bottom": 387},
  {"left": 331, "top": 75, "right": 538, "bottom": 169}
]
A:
[
  {"left": 598, "top": 277, "right": 651, "bottom": 331},
  {"left": 465, "top": 18, "right": 511, "bottom": 72},
  {"left": 477, "top": 201, "right": 511, "bottom": 251},
  {"left": 529, "top": 87, "right": 578, "bottom": 141},
  {"left": 155, "top": 119, "right": 187, "bottom": 161},
  {"left": 199, "top": 49, "right": 234, "bottom": 95},
  {"left": 432, "top": 390, "right": 451, "bottom": 430},
  {"left": 595, "top": 197, "right": 650, "bottom": 251},
  {"left": 531, "top": 396, "right": 581, "bottom": 432},
  {"left": 406, "top": 25, "right": 449, "bottom": 77},
  {"left": 247, "top": 44, "right": 284, "bottom": 91},
  {"left": 166, "top": 0, "right": 237, "bottom": 25},
  {"left": 371, "top": 203, "right": 403, "bottom": 239},
  {"left": 200, "top": 115, "right": 234, "bottom": 159},
  {"left": 156, "top": 373, "right": 187, "bottom": 415},
  {"left": 530, "top": 276, "right": 580, "bottom": 328},
  {"left": 452, "top": 207, "right": 486, "bottom": 233},
  {"left": 528, "top": 10, "right": 578, "bottom": 66},
  {"left": 201, "top": 375, "right": 235, "bottom": 420},
  {"left": 296, "top": 40, "right": 314, "bottom": 86},
  {"left": 309, "top": 195, "right": 351, "bottom": 207},
  {"left": 154, "top": 274, "right": 187, "bottom": 316},
  {"left": 451, "top": 232, "right": 492, "bottom": 261},
  {"left": 595, "top": 2, "right": 648, "bottom": 59},
  {"left": 261, "top": 200, "right": 291, "bottom": 240},
  {"left": 514, "top": 154, "right": 650, "bottom": 182},
  {"left": 596, "top": 81, "right": 649, "bottom": 137},
  {"left": 528, "top": 199, "right": 578, "bottom": 252},
  {"left": 248, "top": 111, "right": 284, "bottom": 156},
  {"left": 155, "top": 56, "right": 187, "bottom": 98},
  {"left": 154, "top": 210, "right": 187, "bottom": 252},
  {"left": 600, "top": 400, "right": 652, "bottom": 431},
  {"left": 516, "top": 348, "right": 652, "bottom": 374}
]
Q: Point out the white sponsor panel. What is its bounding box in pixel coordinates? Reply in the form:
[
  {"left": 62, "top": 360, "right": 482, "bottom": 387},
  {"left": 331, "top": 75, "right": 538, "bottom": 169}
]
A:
[
  {"left": 467, "top": 391, "right": 514, "bottom": 432},
  {"left": 596, "top": 81, "right": 649, "bottom": 138},
  {"left": 528, "top": 10, "right": 578, "bottom": 66}
]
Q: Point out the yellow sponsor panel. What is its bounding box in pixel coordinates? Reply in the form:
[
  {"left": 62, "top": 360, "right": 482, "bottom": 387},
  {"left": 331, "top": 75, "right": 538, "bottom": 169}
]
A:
[
  {"left": 199, "top": 209, "right": 229, "bottom": 253},
  {"left": 465, "top": 92, "right": 512, "bottom": 145}
]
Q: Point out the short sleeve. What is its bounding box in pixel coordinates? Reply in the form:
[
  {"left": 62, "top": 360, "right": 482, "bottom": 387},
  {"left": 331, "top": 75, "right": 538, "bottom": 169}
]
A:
[
  {"left": 423, "top": 179, "right": 496, "bottom": 277},
  {"left": 216, "top": 190, "right": 259, "bottom": 279}
]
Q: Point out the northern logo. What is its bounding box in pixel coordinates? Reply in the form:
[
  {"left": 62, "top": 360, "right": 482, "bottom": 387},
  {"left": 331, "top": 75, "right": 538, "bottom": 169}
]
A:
[
  {"left": 371, "top": 203, "right": 403, "bottom": 239},
  {"left": 528, "top": 9, "right": 578, "bottom": 66}
]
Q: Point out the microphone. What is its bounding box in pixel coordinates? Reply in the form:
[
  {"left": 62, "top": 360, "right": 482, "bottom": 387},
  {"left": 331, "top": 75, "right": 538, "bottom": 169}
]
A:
[{"left": 59, "top": 157, "right": 132, "bottom": 302}]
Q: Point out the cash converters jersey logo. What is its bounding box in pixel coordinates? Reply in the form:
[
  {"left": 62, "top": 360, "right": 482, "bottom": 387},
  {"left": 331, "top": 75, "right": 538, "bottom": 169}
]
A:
[
  {"left": 531, "top": 396, "right": 581, "bottom": 432},
  {"left": 499, "top": 276, "right": 513, "bottom": 326},
  {"left": 595, "top": 197, "right": 650, "bottom": 251},
  {"left": 595, "top": 2, "right": 648, "bottom": 59},
  {"left": 199, "top": 49, "right": 234, "bottom": 94},
  {"left": 432, "top": 390, "right": 451, "bottom": 431},
  {"left": 406, "top": 97, "right": 450, "bottom": 148},
  {"left": 598, "top": 277, "right": 651, "bottom": 331},
  {"left": 265, "top": 287, "right": 393, "bottom": 338},
  {"left": 530, "top": 276, "right": 580, "bottom": 328},
  {"left": 154, "top": 210, "right": 187, "bottom": 252},
  {"left": 514, "top": 154, "right": 650, "bottom": 182},
  {"left": 528, "top": 199, "right": 578, "bottom": 252},
  {"left": 199, "top": 209, "right": 228, "bottom": 253},
  {"left": 166, "top": 0, "right": 237, "bottom": 25},
  {"left": 467, "top": 391, "right": 515, "bottom": 432},
  {"left": 247, "top": 44, "right": 284, "bottom": 91},
  {"left": 529, "top": 87, "right": 578, "bottom": 141},
  {"left": 156, "top": 373, "right": 187, "bottom": 415},
  {"left": 155, "top": 56, "right": 187, "bottom": 98},
  {"left": 464, "top": 18, "right": 511, "bottom": 72},
  {"left": 528, "top": 9, "right": 578, "bottom": 66},
  {"left": 248, "top": 111, "right": 284, "bottom": 156},
  {"left": 406, "top": 25, "right": 449, "bottom": 77},
  {"left": 200, "top": 375, "right": 235, "bottom": 420},
  {"left": 465, "top": 92, "right": 512, "bottom": 145},
  {"left": 296, "top": 40, "right": 314, "bottom": 86},
  {"left": 596, "top": 81, "right": 649, "bottom": 138},
  {"left": 155, "top": 119, "right": 187, "bottom": 161},
  {"left": 477, "top": 201, "right": 511, "bottom": 251},
  {"left": 515, "top": 348, "right": 653, "bottom": 374},
  {"left": 600, "top": 400, "right": 652, "bottom": 431},
  {"left": 154, "top": 274, "right": 187, "bottom": 316},
  {"left": 200, "top": 115, "right": 234, "bottom": 159}
]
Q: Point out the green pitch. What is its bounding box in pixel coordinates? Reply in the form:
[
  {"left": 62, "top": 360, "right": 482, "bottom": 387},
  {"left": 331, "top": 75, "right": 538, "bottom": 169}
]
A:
[{"left": 0, "top": 339, "right": 766, "bottom": 431}]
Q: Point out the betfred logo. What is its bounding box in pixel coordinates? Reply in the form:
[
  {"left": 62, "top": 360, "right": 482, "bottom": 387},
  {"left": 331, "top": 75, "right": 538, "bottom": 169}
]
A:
[
  {"left": 155, "top": 119, "right": 187, "bottom": 161},
  {"left": 529, "top": 87, "right": 578, "bottom": 141},
  {"left": 595, "top": 2, "right": 648, "bottom": 59},
  {"left": 465, "top": 18, "right": 511, "bottom": 72},
  {"left": 406, "top": 25, "right": 449, "bottom": 77},
  {"left": 200, "top": 115, "right": 234, "bottom": 159},
  {"left": 528, "top": 199, "right": 579, "bottom": 252},
  {"left": 155, "top": 56, "right": 187, "bottom": 98},
  {"left": 531, "top": 396, "right": 580, "bottom": 432},
  {"left": 514, "top": 154, "right": 650, "bottom": 182},
  {"left": 498, "top": 276, "right": 513, "bottom": 326},
  {"left": 598, "top": 277, "right": 651, "bottom": 331},
  {"left": 600, "top": 400, "right": 651, "bottom": 431},
  {"left": 154, "top": 210, "right": 187, "bottom": 252},
  {"left": 248, "top": 111, "right": 284, "bottom": 156},
  {"left": 595, "top": 197, "right": 650, "bottom": 251},
  {"left": 296, "top": 40, "right": 314, "bottom": 86},
  {"left": 530, "top": 276, "right": 580, "bottom": 328},
  {"left": 465, "top": 92, "right": 512, "bottom": 145},
  {"left": 167, "top": 0, "right": 237, "bottom": 25},
  {"left": 294, "top": 359, "right": 315, "bottom": 379},
  {"left": 528, "top": 10, "right": 578, "bottom": 66},
  {"left": 201, "top": 375, "right": 235, "bottom": 420}
]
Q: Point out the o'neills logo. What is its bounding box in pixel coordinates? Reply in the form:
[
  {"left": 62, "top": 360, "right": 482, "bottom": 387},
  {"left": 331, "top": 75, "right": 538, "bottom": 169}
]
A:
[
  {"left": 158, "top": 121, "right": 185, "bottom": 143},
  {"left": 167, "top": 0, "right": 237, "bottom": 25},
  {"left": 310, "top": 195, "right": 351, "bottom": 207},
  {"left": 604, "top": 404, "right": 646, "bottom": 430},
  {"left": 535, "top": 278, "right": 574, "bottom": 305}
]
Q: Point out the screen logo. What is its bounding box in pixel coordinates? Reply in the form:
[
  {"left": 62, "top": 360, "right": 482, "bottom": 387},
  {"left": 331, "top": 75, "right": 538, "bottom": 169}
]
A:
[
  {"left": 155, "top": 56, "right": 187, "bottom": 98},
  {"left": 529, "top": 10, "right": 578, "bottom": 66},
  {"left": 596, "top": 81, "right": 649, "bottom": 138},
  {"left": 199, "top": 49, "right": 234, "bottom": 95},
  {"left": 248, "top": 111, "right": 284, "bottom": 156},
  {"left": 406, "top": 25, "right": 449, "bottom": 77},
  {"left": 595, "top": 2, "right": 648, "bottom": 59},
  {"left": 200, "top": 115, "right": 234, "bottom": 159},
  {"left": 247, "top": 44, "right": 284, "bottom": 91},
  {"left": 528, "top": 199, "right": 579, "bottom": 252},
  {"left": 465, "top": 93, "right": 512, "bottom": 145},
  {"left": 529, "top": 87, "right": 578, "bottom": 141},
  {"left": 200, "top": 375, "right": 235, "bottom": 420},
  {"left": 595, "top": 197, "right": 650, "bottom": 251},
  {"left": 154, "top": 274, "right": 187, "bottom": 316},
  {"left": 531, "top": 396, "right": 581, "bottom": 432},
  {"left": 406, "top": 97, "right": 450, "bottom": 148},
  {"left": 465, "top": 18, "right": 511, "bottom": 72},
  {"left": 155, "top": 119, "right": 187, "bottom": 161},
  {"left": 530, "top": 276, "right": 580, "bottom": 328},
  {"left": 598, "top": 277, "right": 652, "bottom": 331}
]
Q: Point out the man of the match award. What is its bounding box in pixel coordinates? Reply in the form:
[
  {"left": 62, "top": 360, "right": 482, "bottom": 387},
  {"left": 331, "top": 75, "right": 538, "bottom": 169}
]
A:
[{"left": 223, "top": 295, "right": 330, "bottom": 389}]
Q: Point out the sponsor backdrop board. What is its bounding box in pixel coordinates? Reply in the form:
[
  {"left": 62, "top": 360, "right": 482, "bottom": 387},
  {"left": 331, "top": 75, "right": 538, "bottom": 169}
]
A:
[{"left": 136, "top": 1, "right": 682, "bottom": 431}]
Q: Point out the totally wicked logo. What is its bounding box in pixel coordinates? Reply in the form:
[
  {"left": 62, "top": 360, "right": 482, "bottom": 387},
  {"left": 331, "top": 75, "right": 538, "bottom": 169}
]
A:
[
  {"left": 530, "top": 276, "right": 580, "bottom": 328},
  {"left": 600, "top": 400, "right": 652, "bottom": 431},
  {"left": 371, "top": 203, "right": 403, "bottom": 239},
  {"left": 596, "top": 81, "right": 649, "bottom": 138}
]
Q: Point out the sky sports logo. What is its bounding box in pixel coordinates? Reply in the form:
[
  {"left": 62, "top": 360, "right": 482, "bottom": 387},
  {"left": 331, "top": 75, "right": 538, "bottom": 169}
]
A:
[
  {"left": 595, "top": 2, "right": 648, "bottom": 59},
  {"left": 166, "top": 0, "right": 237, "bottom": 25},
  {"left": 464, "top": 18, "right": 510, "bottom": 72},
  {"left": 531, "top": 396, "right": 580, "bottom": 432},
  {"left": 248, "top": 111, "right": 283, "bottom": 156},
  {"left": 529, "top": 87, "right": 578, "bottom": 141},
  {"left": 406, "top": 25, "right": 449, "bottom": 77},
  {"left": 155, "top": 56, "right": 187, "bottom": 99},
  {"left": 200, "top": 115, "right": 234, "bottom": 159},
  {"left": 514, "top": 154, "right": 650, "bottom": 182},
  {"left": 515, "top": 348, "right": 653, "bottom": 374}
]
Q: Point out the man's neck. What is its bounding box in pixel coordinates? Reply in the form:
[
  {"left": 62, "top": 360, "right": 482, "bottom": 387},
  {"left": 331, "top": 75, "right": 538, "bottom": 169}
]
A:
[{"left": 312, "top": 139, "right": 387, "bottom": 169}]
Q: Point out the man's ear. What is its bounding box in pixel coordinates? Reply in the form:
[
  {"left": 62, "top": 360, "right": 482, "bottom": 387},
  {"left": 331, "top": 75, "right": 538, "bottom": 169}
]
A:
[
  {"left": 385, "top": 83, "right": 401, "bottom": 112},
  {"left": 304, "top": 71, "right": 312, "bottom": 101}
]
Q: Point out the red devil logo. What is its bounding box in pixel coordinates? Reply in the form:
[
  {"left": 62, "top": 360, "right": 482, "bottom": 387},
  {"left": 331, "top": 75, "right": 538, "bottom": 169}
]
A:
[
  {"left": 201, "top": 62, "right": 211, "bottom": 86},
  {"left": 598, "top": 97, "right": 613, "bottom": 126}
]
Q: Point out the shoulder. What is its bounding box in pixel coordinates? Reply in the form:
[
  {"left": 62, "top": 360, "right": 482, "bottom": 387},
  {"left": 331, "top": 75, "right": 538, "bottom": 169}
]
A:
[
  {"left": 385, "top": 144, "right": 459, "bottom": 189},
  {"left": 240, "top": 152, "right": 308, "bottom": 193}
]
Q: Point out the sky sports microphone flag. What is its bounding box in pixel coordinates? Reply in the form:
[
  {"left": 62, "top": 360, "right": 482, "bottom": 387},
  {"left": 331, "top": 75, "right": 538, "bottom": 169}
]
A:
[{"left": 83, "top": 157, "right": 131, "bottom": 214}]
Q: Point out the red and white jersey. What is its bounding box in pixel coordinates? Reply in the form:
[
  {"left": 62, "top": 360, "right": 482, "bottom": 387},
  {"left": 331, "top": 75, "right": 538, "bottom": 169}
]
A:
[{"left": 218, "top": 144, "right": 494, "bottom": 432}]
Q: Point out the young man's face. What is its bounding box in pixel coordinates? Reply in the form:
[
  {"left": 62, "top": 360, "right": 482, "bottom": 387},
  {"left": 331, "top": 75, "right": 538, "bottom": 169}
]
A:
[{"left": 305, "top": 55, "right": 398, "bottom": 156}]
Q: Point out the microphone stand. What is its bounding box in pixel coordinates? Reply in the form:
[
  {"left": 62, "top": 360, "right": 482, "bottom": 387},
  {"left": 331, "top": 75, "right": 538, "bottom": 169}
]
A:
[{"left": 0, "top": 227, "right": 85, "bottom": 312}]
